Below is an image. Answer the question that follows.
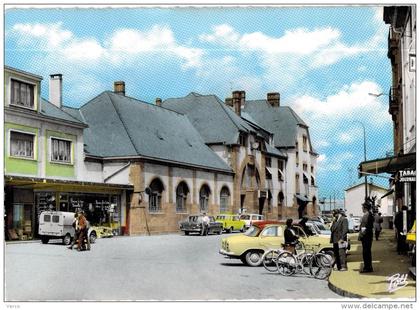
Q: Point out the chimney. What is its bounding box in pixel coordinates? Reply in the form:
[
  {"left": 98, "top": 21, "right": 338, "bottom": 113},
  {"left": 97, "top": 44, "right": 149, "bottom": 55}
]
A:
[
  {"left": 267, "top": 92, "right": 280, "bottom": 107},
  {"left": 114, "top": 81, "right": 125, "bottom": 96},
  {"left": 49, "top": 74, "right": 62, "bottom": 108},
  {"left": 232, "top": 90, "right": 245, "bottom": 116},
  {"left": 155, "top": 98, "right": 162, "bottom": 107},
  {"left": 225, "top": 97, "right": 233, "bottom": 107}
]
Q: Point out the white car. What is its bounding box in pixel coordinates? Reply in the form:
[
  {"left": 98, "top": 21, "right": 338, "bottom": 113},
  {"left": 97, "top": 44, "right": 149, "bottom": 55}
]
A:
[
  {"left": 239, "top": 214, "right": 265, "bottom": 230},
  {"left": 349, "top": 217, "right": 361, "bottom": 232}
]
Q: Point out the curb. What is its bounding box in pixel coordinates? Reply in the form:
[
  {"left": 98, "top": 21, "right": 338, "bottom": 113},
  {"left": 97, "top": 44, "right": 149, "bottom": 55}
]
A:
[{"left": 328, "top": 279, "right": 364, "bottom": 299}]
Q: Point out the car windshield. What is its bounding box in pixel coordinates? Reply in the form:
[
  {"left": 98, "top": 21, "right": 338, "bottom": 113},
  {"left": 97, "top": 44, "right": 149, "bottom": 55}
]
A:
[
  {"left": 189, "top": 216, "right": 201, "bottom": 222},
  {"left": 308, "top": 223, "right": 321, "bottom": 234},
  {"left": 244, "top": 225, "right": 261, "bottom": 237},
  {"left": 240, "top": 215, "right": 250, "bottom": 220}
]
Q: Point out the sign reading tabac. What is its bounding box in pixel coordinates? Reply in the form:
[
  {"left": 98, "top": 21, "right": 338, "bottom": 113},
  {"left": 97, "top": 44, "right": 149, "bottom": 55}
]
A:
[{"left": 398, "top": 169, "right": 416, "bottom": 183}]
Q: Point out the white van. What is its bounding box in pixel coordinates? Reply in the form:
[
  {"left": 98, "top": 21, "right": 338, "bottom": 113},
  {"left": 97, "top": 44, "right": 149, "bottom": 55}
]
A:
[
  {"left": 239, "top": 213, "right": 265, "bottom": 230},
  {"left": 38, "top": 211, "right": 97, "bottom": 245}
]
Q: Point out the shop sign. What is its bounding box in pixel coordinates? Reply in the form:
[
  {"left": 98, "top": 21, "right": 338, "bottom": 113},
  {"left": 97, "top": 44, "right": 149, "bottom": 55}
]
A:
[{"left": 398, "top": 169, "right": 416, "bottom": 183}]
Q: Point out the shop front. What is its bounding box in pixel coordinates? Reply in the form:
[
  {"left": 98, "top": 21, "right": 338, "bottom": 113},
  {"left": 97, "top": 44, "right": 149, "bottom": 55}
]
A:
[{"left": 4, "top": 175, "right": 133, "bottom": 241}]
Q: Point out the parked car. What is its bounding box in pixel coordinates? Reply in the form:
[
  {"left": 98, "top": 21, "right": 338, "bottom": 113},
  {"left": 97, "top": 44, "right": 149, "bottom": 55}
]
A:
[
  {"left": 216, "top": 214, "right": 246, "bottom": 233},
  {"left": 219, "top": 220, "right": 334, "bottom": 266},
  {"left": 239, "top": 213, "right": 265, "bottom": 230},
  {"left": 179, "top": 215, "right": 223, "bottom": 236},
  {"left": 38, "top": 211, "right": 97, "bottom": 245}
]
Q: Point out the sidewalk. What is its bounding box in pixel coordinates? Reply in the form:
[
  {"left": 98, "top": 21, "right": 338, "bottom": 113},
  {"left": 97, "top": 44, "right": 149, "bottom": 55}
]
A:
[{"left": 328, "top": 229, "right": 416, "bottom": 299}]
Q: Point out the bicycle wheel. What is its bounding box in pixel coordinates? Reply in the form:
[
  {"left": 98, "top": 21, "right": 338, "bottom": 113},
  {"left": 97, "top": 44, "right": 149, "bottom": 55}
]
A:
[
  {"left": 310, "top": 253, "right": 333, "bottom": 280},
  {"left": 298, "top": 252, "right": 313, "bottom": 275},
  {"left": 295, "top": 241, "right": 306, "bottom": 255},
  {"left": 276, "top": 251, "right": 297, "bottom": 276},
  {"left": 262, "top": 249, "right": 281, "bottom": 273}
]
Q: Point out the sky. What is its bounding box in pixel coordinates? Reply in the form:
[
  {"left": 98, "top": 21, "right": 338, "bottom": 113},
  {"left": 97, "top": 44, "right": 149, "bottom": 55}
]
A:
[{"left": 4, "top": 4, "right": 394, "bottom": 203}]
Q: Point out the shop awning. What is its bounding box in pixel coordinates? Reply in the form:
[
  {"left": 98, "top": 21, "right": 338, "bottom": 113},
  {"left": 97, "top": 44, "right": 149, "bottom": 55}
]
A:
[
  {"left": 295, "top": 193, "right": 311, "bottom": 202},
  {"left": 278, "top": 169, "right": 285, "bottom": 178},
  {"left": 358, "top": 152, "right": 416, "bottom": 176},
  {"left": 5, "top": 175, "right": 133, "bottom": 193},
  {"left": 381, "top": 189, "right": 394, "bottom": 199}
]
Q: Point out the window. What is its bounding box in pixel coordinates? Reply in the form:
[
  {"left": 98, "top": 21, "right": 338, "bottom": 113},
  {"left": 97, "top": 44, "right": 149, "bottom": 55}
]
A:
[
  {"left": 296, "top": 151, "right": 299, "bottom": 167},
  {"left": 303, "top": 163, "right": 308, "bottom": 171},
  {"left": 10, "top": 131, "right": 34, "bottom": 159},
  {"left": 148, "top": 179, "right": 164, "bottom": 213},
  {"left": 51, "top": 138, "right": 71, "bottom": 163},
  {"left": 176, "top": 182, "right": 189, "bottom": 213},
  {"left": 265, "top": 157, "right": 272, "bottom": 167},
  {"left": 265, "top": 167, "right": 272, "bottom": 180},
  {"left": 52, "top": 215, "right": 60, "bottom": 223},
  {"left": 302, "top": 135, "right": 308, "bottom": 152},
  {"left": 311, "top": 166, "right": 314, "bottom": 173},
  {"left": 267, "top": 190, "right": 272, "bottom": 212},
  {"left": 11, "top": 79, "right": 34, "bottom": 109},
  {"left": 311, "top": 176, "right": 315, "bottom": 186},
  {"left": 43, "top": 214, "right": 51, "bottom": 222},
  {"left": 220, "top": 187, "right": 230, "bottom": 213},
  {"left": 199, "top": 185, "right": 211, "bottom": 212},
  {"left": 261, "top": 226, "right": 278, "bottom": 237},
  {"left": 278, "top": 160, "right": 284, "bottom": 181}
]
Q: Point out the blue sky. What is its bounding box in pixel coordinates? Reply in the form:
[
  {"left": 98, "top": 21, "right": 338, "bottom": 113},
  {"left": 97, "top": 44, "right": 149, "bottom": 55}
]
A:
[{"left": 4, "top": 5, "right": 394, "bottom": 201}]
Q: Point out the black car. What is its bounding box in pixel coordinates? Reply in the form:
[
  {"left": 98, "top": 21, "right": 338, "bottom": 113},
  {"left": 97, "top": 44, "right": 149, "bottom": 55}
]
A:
[{"left": 179, "top": 215, "right": 223, "bottom": 235}]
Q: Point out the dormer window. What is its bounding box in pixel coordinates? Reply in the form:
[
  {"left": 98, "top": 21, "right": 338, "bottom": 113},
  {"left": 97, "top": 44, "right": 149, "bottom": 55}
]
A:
[{"left": 11, "top": 79, "right": 34, "bottom": 109}]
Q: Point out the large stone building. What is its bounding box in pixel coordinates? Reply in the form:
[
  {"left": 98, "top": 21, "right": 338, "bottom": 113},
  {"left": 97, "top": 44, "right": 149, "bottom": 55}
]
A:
[{"left": 4, "top": 66, "right": 319, "bottom": 237}]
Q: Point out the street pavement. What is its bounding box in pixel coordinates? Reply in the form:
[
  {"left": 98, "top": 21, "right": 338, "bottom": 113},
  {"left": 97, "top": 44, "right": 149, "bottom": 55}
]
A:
[{"left": 5, "top": 232, "right": 343, "bottom": 301}]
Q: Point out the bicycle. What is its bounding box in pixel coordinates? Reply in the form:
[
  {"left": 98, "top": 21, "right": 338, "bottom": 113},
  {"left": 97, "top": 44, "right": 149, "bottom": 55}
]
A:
[
  {"left": 261, "top": 241, "right": 306, "bottom": 273},
  {"left": 276, "top": 244, "right": 333, "bottom": 280}
]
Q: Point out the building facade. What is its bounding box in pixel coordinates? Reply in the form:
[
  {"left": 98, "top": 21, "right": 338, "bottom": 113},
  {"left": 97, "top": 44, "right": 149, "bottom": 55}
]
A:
[
  {"left": 4, "top": 66, "right": 319, "bottom": 237},
  {"left": 344, "top": 183, "right": 394, "bottom": 217}
]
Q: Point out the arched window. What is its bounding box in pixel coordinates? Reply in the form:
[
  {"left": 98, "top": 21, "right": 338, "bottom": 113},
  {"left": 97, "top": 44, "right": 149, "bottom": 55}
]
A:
[
  {"left": 220, "top": 186, "right": 230, "bottom": 213},
  {"left": 199, "top": 184, "right": 211, "bottom": 213},
  {"left": 148, "top": 178, "right": 164, "bottom": 213},
  {"left": 278, "top": 192, "right": 284, "bottom": 207},
  {"left": 176, "top": 182, "right": 189, "bottom": 213}
]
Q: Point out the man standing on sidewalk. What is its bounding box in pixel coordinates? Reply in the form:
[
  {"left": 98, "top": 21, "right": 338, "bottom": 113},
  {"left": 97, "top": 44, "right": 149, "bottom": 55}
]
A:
[
  {"left": 359, "top": 203, "right": 374, "bottom": 273},
  {"left": 330, "top": 209, "right": 349, "bottom": 271}
]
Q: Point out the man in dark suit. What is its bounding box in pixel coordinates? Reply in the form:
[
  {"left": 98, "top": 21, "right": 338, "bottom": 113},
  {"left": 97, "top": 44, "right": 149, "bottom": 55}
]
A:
[
  {"left": 330, "top": 209, "right": 349, "bottom": 271},
  {"left": 359, "top": 203, "right": 374, "bottom": 273}
]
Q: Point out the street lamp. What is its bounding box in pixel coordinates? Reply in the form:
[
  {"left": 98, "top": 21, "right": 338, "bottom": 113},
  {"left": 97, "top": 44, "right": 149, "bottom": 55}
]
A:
[{"left": 354, "top": 121, "right": 368, "bottom": 202}]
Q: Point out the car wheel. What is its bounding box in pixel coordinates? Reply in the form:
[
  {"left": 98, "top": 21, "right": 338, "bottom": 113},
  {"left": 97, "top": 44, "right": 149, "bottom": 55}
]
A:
[
  {"left": 63, "top": 234, "right": 71, "bottom": 246},
  {"left": 89, "top": 231, "right": 97, "bottom": 244},
  {"left": 184, "top": 231, "right": 189, "bottom": 235},
  {"left": 245, "top": 251, "right": 263, "bottom": 267},
  {"left": 41, "top": 236, "right": 50, "bottom": 244},
  {"left": 240, "top": 225, "right": 245, "bottom": 232}
]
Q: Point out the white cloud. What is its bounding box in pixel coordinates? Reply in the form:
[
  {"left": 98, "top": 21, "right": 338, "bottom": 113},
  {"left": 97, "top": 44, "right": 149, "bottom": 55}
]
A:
[
  {"left": 11, "top": 22, "right": 203, "bottom": 69},
  {"left": 337, "top": 127, "right": 362, "bottom": 145},
  {"left": 318, "top": 152, "right": 354, "bottom": 172}
]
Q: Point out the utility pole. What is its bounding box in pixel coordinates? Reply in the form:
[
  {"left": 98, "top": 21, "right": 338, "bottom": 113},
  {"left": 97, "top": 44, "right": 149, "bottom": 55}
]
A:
[
  {"left": 354, "top": 121, "right": 368, "bottom": 202},
  {"left": 329, "top": 195, "right": 332, "bottom": 212}
]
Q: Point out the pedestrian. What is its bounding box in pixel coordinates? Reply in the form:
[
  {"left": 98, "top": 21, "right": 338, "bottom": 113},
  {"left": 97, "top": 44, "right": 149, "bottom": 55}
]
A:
[
  {"left": 201, "top": 213, "right": 210, "bottom": 236},
  {"left": 77, "top": 211, "right": 88, "bottom": 251},
  {"left": 374, "top": 212, "right": 383, "bottom": 241},
  {"left": 330, "top": 209, "right": 349, "bottom": 271},
  {"left": 394, "top": 206, "right": 409, "bottom": 255},
  {"left": 299, "top": 216, "right": 314, "bottom": 236},
  {"left": 284, "top": 218, "right": 299, "bottom": 254},
  {"left": 68, "top": 212, "right": 79, "bottom": 250},
  {"left": 359, "top": 202, "right": 374, "bottom": 273}
]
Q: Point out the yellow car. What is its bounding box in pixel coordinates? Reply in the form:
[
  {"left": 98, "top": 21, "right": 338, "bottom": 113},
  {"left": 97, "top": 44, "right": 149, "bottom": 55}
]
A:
[
  {"left": 219, "top": 221, "right": 333, "bottom": 266},
  {"left": 215, "top": 214, "right": 246, "bottom": 233}
]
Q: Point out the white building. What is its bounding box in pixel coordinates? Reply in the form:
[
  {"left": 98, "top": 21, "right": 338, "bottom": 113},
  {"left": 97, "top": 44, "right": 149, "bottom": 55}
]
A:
[{"left": 344, "top": 183, "right": 394, "bottom": 217}]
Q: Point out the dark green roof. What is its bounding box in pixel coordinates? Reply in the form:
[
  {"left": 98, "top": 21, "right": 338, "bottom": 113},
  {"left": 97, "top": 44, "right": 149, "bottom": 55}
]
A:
[
  {"left": 243, "top": 100, "right": 307, "bottom": 148},
  {"left": 79, "top": 91, "right": 232, "bottom": 172},
  {"left": 40, "top": 98, "right": 87, "bottom": 127},
  {"left": 162, "top": 92, "right": 253, "bottom": 145}
]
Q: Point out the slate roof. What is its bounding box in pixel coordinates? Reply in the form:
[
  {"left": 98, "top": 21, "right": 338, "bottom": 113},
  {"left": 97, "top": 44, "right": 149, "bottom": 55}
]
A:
[
  {"left": 162, "top": 92, "right": 254, "bottom": 145},
  {"left": 40, "top": 98, "right": 87, "bottom": 127},
  {"left": 78, "top": 91, "right": 232, "bottom": 172},
  {"left": 243, "top": 100, "right": 308, "bottom": 148}
]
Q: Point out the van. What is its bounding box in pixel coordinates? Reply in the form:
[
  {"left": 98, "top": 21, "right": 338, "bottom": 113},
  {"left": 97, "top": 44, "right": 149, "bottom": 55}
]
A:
[
  {"left": 239, "top": 213, "right": 265, "bottom": 230},
  {"left": 38, "top": 211, "right": 97, "bottom": 245}
]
